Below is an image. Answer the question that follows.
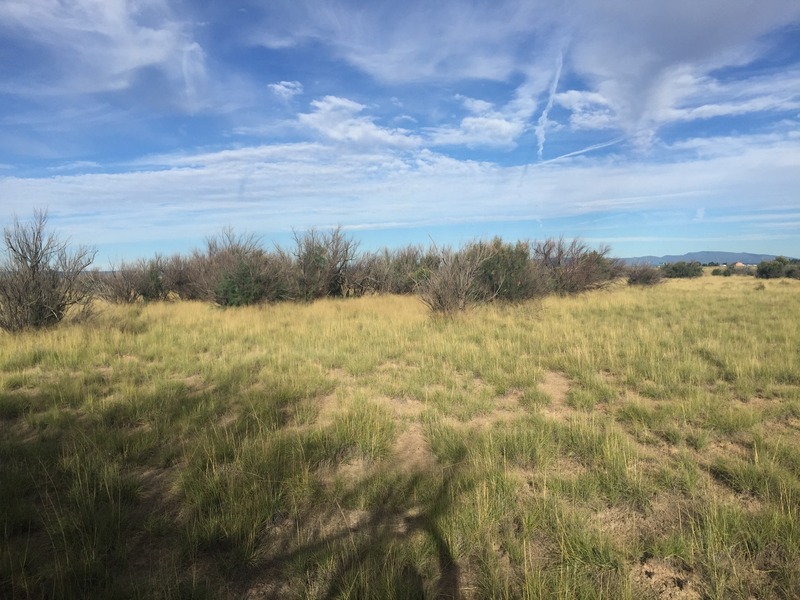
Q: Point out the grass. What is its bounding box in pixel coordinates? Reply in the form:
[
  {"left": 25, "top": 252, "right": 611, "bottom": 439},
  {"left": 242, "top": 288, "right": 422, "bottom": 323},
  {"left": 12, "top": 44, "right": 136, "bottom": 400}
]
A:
[{"left": 1, "top": 276, "right": 799, "bottom": 598}]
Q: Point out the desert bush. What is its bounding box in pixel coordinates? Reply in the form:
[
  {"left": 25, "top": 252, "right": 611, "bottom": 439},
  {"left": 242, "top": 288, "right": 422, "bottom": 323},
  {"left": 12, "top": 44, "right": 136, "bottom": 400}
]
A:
[
  {"left": 343, "top": 251, "right": 382, "bottom": 297},
  {"left": 474, "top": 237, "right": 549, "bottom": 302},
  {"left": 97, "top": 261, "right": 144, "bottom": 303},
  {"left": 0, "top": 209, "right": 96, "bottom": 331},
  {"left": 214, "top": 258, "right": 271, "bottom": 306},
  {"left": 291, "top": 227, "right": 358, "bottom": 300},
  {"left": 533, "top": 237, "right": 623, "bottom": 294},
  {"left": 186, "top": 228, "right": 293, "bottom": 305},
  {"left": 660, "top": 261, "right": 703, "bottom": 278},
  {"left": 161, "top": 253, "right": 195, "bottom": 299},
  {"left": 626, "top": 263, "right": 663, "bottom": 286},
  {"left": 417, "top": 243, "right": 492, "bottom": 313}
]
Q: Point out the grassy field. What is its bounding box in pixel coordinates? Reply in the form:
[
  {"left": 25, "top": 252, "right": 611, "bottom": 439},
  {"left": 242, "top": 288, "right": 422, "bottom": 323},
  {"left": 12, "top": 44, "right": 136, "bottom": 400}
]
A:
[{"left": 2, "top": 275, "right": 799, "bottom": 599}]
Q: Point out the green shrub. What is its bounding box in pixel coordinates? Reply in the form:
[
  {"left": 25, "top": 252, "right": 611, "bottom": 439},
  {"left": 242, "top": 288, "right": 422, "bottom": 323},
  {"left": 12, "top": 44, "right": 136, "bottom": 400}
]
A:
[
  {"left": 474, "top": 237, "right": 549, "bottom": 302},
  {"left": 660, "top": 261, "right": 703, "bottom": 278},
  {"left": 756, "top": 257, "right": 800, "bottom": 279},
  {"left": 215, "top": 260, "right": 267, "bottom": 307}
]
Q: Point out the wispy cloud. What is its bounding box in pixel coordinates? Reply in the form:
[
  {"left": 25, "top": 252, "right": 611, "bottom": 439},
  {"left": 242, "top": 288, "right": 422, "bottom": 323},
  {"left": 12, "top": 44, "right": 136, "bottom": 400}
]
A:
[
  {"left": 0, "top": 0, "right": 191, "bottom": 96},
  {"left": 535, "top": 52, "right": 563, "bottom": 159},
  {"left": 269, "top": 80, "right": 304, "bottom": 101},
  {"left": 2, "top": 131, "right": 797, "bottom": 251}
]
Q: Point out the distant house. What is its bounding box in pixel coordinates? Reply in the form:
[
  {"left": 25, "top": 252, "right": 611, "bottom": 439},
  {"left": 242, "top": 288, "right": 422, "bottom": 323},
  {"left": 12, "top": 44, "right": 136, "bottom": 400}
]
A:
[{"left": 734, "top": 262, "right": 745, "bottom": 268}]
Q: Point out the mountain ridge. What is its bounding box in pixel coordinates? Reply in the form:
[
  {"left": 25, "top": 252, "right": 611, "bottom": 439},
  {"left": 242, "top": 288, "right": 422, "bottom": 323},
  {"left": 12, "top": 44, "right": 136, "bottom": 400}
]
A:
[{"left": 620, "top": 251, "right": 791, "bottom": 266}]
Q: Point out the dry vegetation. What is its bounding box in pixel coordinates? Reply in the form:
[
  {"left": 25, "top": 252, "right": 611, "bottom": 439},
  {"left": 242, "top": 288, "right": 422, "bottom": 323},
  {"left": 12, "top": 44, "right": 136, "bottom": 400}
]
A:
[{"left": 2, "top": 275, "right": 800, "bottom": 599}]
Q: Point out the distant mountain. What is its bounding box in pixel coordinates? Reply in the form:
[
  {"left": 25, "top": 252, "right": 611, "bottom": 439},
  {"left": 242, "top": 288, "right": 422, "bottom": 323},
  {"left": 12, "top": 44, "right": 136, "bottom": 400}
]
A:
[{"left": 621, "top": 251, "right": 788, "bottom": 266}]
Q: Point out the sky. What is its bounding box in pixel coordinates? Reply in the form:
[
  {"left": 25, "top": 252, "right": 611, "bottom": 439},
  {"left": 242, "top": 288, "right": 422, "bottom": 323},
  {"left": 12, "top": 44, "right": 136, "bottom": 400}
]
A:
[{"left": 1, "top": 0, "right": 799, "bottom": 266}]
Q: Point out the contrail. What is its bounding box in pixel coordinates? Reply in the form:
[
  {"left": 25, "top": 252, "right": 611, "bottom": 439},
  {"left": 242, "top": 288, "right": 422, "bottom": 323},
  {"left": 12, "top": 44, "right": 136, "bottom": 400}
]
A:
[
  {"left": 539, "top": 137, "right": 624, "bottom": 164},
  {"left": 535, "top": 52, "right": 563, "bottom": 161}
]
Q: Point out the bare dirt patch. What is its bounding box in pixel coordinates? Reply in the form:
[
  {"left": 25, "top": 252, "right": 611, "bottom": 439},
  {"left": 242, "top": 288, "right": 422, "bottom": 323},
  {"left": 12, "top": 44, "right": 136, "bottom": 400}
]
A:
[
  {"left": 393, "top": 422, "right": 438, "bottom": 474},
  {"left": 539, "top": 371, "right": 572, "bottom": 421},
  {"left": 315, "top": 392, "right": 340, "bottom": 427},
  {"left": 373, "top": 395, "right": 426, "bottom": 419},
  {"left": 633, "top": 554, "right": 702, "bottom": 600}
]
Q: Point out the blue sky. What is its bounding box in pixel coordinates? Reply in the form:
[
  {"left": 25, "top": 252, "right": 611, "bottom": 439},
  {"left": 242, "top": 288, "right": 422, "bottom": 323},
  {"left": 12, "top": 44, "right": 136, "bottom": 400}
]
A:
[{"left": 1, "top": 0, "right": 799, "bottom": 266}]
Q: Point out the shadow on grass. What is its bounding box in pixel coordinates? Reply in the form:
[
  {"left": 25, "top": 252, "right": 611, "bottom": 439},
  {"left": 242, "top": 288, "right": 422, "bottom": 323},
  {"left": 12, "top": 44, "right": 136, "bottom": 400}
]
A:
[{"left": 1, "top": 380, "right": 469, "bottom": 599}]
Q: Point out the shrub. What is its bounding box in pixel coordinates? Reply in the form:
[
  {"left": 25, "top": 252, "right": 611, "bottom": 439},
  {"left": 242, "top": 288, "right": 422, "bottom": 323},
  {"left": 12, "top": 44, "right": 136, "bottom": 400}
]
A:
[
  {"left": 660, "top": 261, "right": 703, "bottom": 278},
  {"left": 417, "top": 244, "right": 491, "bottom": 314},
  {"left": 474, "top": 237, "right": 549, "bottom": 302},
  {"left": 626, "top": 264, "right": 663, "bottom": 286},
  {"left": 756, "top": 257, "right": 800, "bottom": 279},
  {"left": 533, "top": 238, "right": 624, "bottom": 294},
  {"left": 291, "top": 227, "right": 358, "bottom": 300},
  {"left": 0, "top": 209, "right": 96, "bottom": 331},
  {"left": 214, "top": 258, "right": 270, "bottom": 307}
]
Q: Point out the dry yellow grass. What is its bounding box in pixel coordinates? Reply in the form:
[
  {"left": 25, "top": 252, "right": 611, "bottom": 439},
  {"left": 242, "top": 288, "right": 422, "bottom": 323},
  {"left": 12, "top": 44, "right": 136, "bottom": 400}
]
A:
[{"left": 2, "top": 275, "right": 799, "bottom": 598}]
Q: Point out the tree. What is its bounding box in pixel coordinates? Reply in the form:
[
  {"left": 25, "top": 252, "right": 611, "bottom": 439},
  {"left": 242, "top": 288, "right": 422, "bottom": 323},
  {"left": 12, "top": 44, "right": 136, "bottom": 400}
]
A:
[{"left": 0, "top": 209, "right": 96, "bottom": 331}]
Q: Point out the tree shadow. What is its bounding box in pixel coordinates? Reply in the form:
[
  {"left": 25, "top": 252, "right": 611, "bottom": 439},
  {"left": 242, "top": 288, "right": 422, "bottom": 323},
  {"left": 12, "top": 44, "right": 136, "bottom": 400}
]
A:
[{"left": 238, "top": 466, "right": 469, "bottom": 600}]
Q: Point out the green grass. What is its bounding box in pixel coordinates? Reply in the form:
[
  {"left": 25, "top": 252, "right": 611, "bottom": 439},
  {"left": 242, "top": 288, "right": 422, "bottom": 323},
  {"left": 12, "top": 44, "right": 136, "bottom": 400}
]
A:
[{"left": 1, "top": 276, "right": 799, "bottom": 598}]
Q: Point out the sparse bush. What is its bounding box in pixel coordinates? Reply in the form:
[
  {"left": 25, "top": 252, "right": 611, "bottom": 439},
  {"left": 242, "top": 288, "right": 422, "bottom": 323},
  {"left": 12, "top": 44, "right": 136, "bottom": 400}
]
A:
[
  {"left": 626, "top": 264, "right": 663, "bottom": 286},
  {"left": 0, "top": 209, "right": 96, "bottom": 331},
  {"left": 97, "top": 260, "right": 145, "bottom": 303},
  {"left": 533, "top": 237, "right": 623, "bottom": 294},
  {"left": 417, "top": 243, "right": 492, "bottom": 313},
  {"left": 660, "top": 261, "right": 703, "bottom": 278},
  {"left": 97, "top": 254, "right": 195, "bottom": 303},
  {"left": 292, "top": 227, "right": 358, "bottom": 300}
]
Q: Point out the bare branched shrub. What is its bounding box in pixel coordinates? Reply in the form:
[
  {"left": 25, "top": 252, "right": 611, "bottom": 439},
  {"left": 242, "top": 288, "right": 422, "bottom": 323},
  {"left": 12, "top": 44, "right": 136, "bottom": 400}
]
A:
[
  {"left": 626, "top": 263, "right": 664, "bottom": 286},
  {"left": 417, "top": 242, "right": 494, "bottom": 314},
  {"left": 97, "top": 255, "right": 172, "bottom": 303},
  {"left": 533, "top": 237, "right": 623, "bottom": 294},
  {"left": 97, "top": 261, "right": 142, "bottom": 303},
  {"left": 292, "top": 227, "right": 358, "bottom": 300},
  {"left": 345, "top": 251, "right": 383, "bottom": 297},
  {"left": 0, "top": 209, "right": 96, "bottom": 331}
]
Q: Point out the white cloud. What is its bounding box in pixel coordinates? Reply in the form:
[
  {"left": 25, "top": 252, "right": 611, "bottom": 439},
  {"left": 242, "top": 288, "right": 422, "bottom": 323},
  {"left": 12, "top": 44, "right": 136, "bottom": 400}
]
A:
[
  {"left": 426, "top": 91, "right": 536, "bottom": 149},
  {"left": 269, "top": 80, "right": 304, "bottom": 101},
  {"left": 298, "top": 96, "right": 421, "bottom": 148},
  {"left": 429, "top": 116, "right": 524, "bottom": 149}
]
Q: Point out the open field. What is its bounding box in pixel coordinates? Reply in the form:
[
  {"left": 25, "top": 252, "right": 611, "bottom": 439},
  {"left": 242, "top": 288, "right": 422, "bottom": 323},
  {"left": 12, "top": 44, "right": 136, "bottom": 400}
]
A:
[{"left": 2, "top": 275, "right": 800, "bottom": 599}]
